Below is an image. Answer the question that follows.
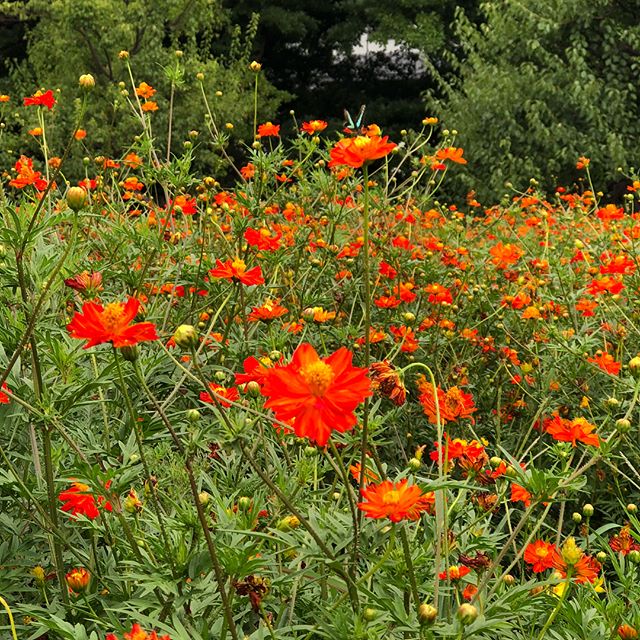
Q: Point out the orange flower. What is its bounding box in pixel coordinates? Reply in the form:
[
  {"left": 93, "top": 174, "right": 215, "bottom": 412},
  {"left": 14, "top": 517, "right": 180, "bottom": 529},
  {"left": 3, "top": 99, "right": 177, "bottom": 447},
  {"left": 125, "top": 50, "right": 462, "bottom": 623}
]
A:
[
  {"left": 417, "top": 378, "right": 476, "bottom": 424},
  {"left": 435, "top": 147, "right": 467, "bottom": 164},
  {"left": 23, "top": 89, "right": 55, "bottom": 109},
  {"left": 257, "top": 121, "right": 280, "bottom": 137},
  {"left": 524, "top": 540, "right": 557, "bottom": 572},
  {"left": 510, "top": 482, "right": 532, "bottom": 507},
  {"left": 552, "top": 551, "right": 601, "bottom": 584},
  {"left": 124, "top": 152, "right": 143, "bottom": 169},
  {"left": 358, "top": 479, "right": 429, "bottom": 522},
  {"left": 438, "top": 565, "right": 471, "bottom": 580},
  {"left": 66, "top": 567, "right": 90, "bottom": 594},
  {"left": 489, "top": 242, "right": 524, "bottom": 269},
  {"left": 248, "top": 300, "right": 288, "bottom": 322},
  {"left": 67, "top": 298, "right": 158, "bottom": 349},
  {"left": 587, "top": 351, "right": 621, "bottom": 375},
  {"left": 349, "top": 461, "right": 380, "bottom": 485},
  {"left": 107, "top": 623, "right": 171, "bottom": 640},
  {"left": 141, "top": 101, "right": 158, "bottom": 112},
  {"left": 58, "top": 481, "right": 113, "bottom": 519},
  {"left": 200, "top": 382, "right": 240, "bottom": 408},
  {"left": 240, "top": 163, "right": 256, "bottom": 179},
  {"left": 328, "top": 135, "right": 396, "bottom": 168},
  {"left": 209, "top": 258, "right": 264, "bottom": 286},
  {"left": 609, "top": 526, "right": 640, "bottom": 555},
  {"left": 260, "top": 343, "right": 371, "bottom": 446},
  {"left": 74, "top": 128, "right": 87, "bottom": 140},
  {"left": 245, "top": 227, "right": 282, "bottom": 251},
  {"left": 543, "top": 415, "right": 600, "bottom": 447},
  {"left": 9, "top": 155, "right": 47, "bottom": 190},
  {"left": 369, "top": 360, "right": 406, "bottom": 406},
  {"left": 301, "top": 120, "right": 328, "bottom": 134},
  {"left": 135, "top": 82, "right": 156, "bottom": 100}
]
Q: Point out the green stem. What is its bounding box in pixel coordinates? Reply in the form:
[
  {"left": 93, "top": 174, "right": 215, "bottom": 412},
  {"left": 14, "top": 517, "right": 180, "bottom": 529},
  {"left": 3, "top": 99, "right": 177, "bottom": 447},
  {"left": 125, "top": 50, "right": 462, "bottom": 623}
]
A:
[
  {"left": 399, "top": 525, "right": 420, "bottom": 611},
  {"left": 0, "top": 595, "right": 18, "bottom": 640},
  {"left": 536, "top": 571, "right": 572, "bottom": 640},
  {"left": 113, "top": 349, "right": 176, "bottom": 575}
]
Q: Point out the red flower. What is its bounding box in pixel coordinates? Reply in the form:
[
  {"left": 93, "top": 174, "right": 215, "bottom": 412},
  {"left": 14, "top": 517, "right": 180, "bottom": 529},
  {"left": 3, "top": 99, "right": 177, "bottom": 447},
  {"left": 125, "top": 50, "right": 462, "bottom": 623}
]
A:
[
  {"left": 67, "top": 298, "right": 158, "bottom": 349},
  {"left": 0, "top": 382, "right": 10, "bottom": 404},
  {"left": 235, "top": 356, "right": 278, "bottom": 387},
  {"left": 438, "top": 565, "right": 471, "bottom": 580},
  {"left": 609, "top": 526, "right": 640, "bottom": 555},
  {"left": 510, "top": 482, "right": 532, "bottom": 507},
  {"left": 260, "top": 343, "right": 371, "bottom": 446},
  {"left": 544, "top": 415, "right": 600, "bottom": 448},
  {"left": 524, "top": 540, "right": 557, "bottom": 573},
  {"left": 257, "top": 122, "right": 280, "bottom": 137},
  {"left": 200, "top": 383, "right": 240, "bottom": 408},
  {"left": 9, "top": 156, "right": 48, "bottom": 190},
  {"left": 244, "top": 227, "right": 282, "bottom": 251},
  {"left": 418, "top": 378, "right": 477, "bottom": 425},
  {"left": 587, "top": 351, "right": 621, "bottom": 375},
  {"left": 209, "top": 258, "right": 264, "bottom": 286},
  {"left": 107, "top": 623, "right": 172, "bottom": 640},
  {"left": 301, "top": 120, "right": 328, "bottom": 134},
  {"left": 23, "top": 89, "right": 56, "bottom": 109},
  {"left": 328, "top": 135, "right": 396, "bottom": 168},
  {"left": 358, "top": 479, "right": 431, "bottom": 522},
  {"left": 58, "top": 481, "right": 113, "bottom": 519},
  {"left": 435, "top": 147, "right": 467, "bottom": 164}
]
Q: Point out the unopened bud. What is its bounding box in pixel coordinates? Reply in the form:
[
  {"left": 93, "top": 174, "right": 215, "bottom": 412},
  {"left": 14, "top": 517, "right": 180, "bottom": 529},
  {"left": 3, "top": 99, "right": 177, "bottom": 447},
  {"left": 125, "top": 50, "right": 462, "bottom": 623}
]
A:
[
  {"left": 172, "top": 324, "right": 198, "bottom": 349},
  {"left": 629, "top": 356, "right": 640, "bottom": 379},
  {"left": 418, "top": 603, "right": 437, "bottom": 625},
  {"left": 78, "top": 74, "right": 95, "bottom": 89},
  {"left": 582, "top": 503, "right": 594, "bottom": 518},
  {"left": 66, "top": 186, "right": 87, "bottom": 211},
  {"left": 249, "top": 61, "right": 262, "bottom": 72},
  {"left": 457, "top": 603, "right": 478, "bottom": 625}
]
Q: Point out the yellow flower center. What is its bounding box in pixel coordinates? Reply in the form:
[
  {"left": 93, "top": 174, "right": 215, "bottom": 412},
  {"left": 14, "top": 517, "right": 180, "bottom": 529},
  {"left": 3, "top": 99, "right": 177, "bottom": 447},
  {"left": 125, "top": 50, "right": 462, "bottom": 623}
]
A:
[
  {"left": 382, "top": 490, "right": 401, "bottom": 506},
  {"left": 231, "top": 258, "right": 246, "bottom": 273},
  {"left": 100, "top": 302, "right": 127, "bottom": 332},
  {"left": 353, "top": 136, "right": 370, "bottom": 149},
  {"left": 300, "top": 360, "right": 335, "bottom": 396}
]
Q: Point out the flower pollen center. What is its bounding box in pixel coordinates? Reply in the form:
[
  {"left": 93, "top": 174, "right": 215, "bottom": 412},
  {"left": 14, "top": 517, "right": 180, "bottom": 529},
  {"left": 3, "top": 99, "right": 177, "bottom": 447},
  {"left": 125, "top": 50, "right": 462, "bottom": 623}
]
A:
[
  {"left": 101, "top": 302, "right": 127, "bottom": 332},
  {"left": 382, "top": 490, "right": 401, "bottom": 506},
  {"left": 300, "top": 360, "right": 335, "bottom": 396}
]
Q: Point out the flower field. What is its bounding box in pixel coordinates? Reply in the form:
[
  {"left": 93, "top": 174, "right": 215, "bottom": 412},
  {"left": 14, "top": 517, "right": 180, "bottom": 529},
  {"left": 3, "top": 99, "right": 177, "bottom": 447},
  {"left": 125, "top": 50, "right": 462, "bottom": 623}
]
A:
[{"left": 2, "top": 62, "right": 640, "bottom": 640}]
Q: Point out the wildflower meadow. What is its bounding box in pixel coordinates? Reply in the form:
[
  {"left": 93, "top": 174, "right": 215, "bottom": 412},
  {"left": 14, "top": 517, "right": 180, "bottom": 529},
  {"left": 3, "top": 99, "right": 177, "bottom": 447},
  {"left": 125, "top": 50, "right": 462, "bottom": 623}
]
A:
[{"left": 2, "top": 45, "right": 640, "bottom": 640}]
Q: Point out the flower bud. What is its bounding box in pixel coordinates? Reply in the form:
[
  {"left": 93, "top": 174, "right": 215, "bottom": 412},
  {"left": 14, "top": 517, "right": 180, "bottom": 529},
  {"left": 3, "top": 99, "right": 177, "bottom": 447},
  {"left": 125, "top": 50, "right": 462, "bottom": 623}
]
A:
[
  {"left": 186, "top": 409, "right": 201, "bottom": 422},
  {"left": 119, "top": 345, "right": 138, "bottom": 362},
  {"left": 561, "top": 537, "right": 582, "bottom": 565},
  {"left": 582, "top": 503, "right": 594, "bottom": 518},
  {"left": 418, "top": 603, "right": 437, "bottom": 625},
  {"left": 269, "top": 350, "right": 282, "bottom": 361},
  {"left": 304, "top": 445, "right": 318, "bottom": 457},
  {"left": 172, "top": 324, "right": 198, "bottom": 349},
  {"left": 118, "top": 50, "right": 129, "bottom": 60},
  {"left": 457, "top": 603, "right": 478, "bottom": 625},
  {"left": 627, "top": 503, "right": 638, "bottom": 514},
  {"left": 502, "top": 574, "right": 515, "bottom": 586},
  {"left": 629, "top": 549, "right": 640, "bottom": 564},
  {"left": 66, "top": 186, "right": 87, "bottom": 212},
  {"left": 616, "top": 418, "right": 632, "bottom": 433},
  {"left": 596, "top": 551, "right": 607, "bottom": 563},
  {"left": 630, "top": 356, "right": 640, "bottom": 379},
  {"left": 408, "top": 457, "right": 421, "bottom": 471},
  {"left": 362, "top": 607, "right": 377, "bottom": 622},
  {"left": 237, "top": 496, "right": 252, "bottom": 512},
  {"left": 198, "top": 491, "right": 211, "bottom": 506},
  {"left": 276, "top": 515, "right": 300, "bottom": 531},
  {"left": 571, "top": 512, "right": 582, "bottom": 524},
  {"left": 31, "top": 565, "right": 45, "bottom": 585},
  {"left": 249, "top": 60, "right": 262, "bottom": 72},
  {"left": 78, "top": 74, "right": 95, "bottom": 89},
  {"left": 66, "top": 567, "right": 90, "bottom": 594}
]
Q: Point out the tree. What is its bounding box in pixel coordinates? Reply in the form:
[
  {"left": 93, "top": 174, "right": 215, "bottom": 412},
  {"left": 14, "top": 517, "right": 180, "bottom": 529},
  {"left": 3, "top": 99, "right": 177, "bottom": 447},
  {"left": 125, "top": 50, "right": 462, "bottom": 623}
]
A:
[
  {"left": 428, "top": 0, "right": 640, "bottom": 200},
  {"left": 0, "top": 0, "right": 286, "bottom": 170}
]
